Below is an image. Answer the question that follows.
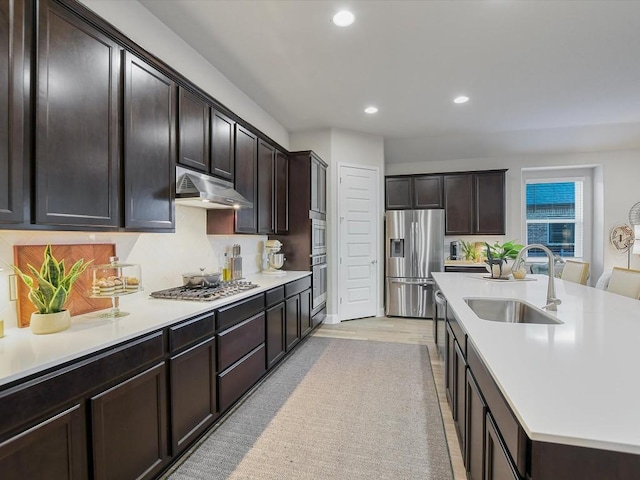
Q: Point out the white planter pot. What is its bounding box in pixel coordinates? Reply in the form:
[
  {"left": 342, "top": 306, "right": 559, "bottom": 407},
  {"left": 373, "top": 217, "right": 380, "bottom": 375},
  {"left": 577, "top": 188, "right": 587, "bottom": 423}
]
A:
[
  {"left": 486, "top": 260, "right": 513, "bottom": 279},
  {"left": 30, "top": 310, "right": 71, "bottom": 335}
]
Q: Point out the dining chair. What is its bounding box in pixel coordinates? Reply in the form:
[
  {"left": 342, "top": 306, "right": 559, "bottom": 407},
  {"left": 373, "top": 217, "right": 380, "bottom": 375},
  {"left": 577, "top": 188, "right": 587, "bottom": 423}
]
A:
[
  {"left": 560, "top": 260, "right": 590, "bottom": 285},
  {"left": 606, "top": 267, "right": 640, "bottom": 299}
]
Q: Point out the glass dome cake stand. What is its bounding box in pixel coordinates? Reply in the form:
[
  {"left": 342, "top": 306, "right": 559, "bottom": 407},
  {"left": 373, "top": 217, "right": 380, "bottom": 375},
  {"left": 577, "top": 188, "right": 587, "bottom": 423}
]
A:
[{"left": 87, "top": 256, "right": 143, "bottom": 317}]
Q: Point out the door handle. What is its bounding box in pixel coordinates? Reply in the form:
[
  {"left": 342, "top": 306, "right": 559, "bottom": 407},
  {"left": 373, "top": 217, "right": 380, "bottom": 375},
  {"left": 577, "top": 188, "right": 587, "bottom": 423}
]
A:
[{"left": 371, "top": 259, "right": 377, "bottom": 264}]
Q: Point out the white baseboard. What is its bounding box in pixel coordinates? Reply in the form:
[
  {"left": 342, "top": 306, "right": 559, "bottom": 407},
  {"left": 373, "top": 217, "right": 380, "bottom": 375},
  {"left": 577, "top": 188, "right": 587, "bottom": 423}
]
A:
[
  {"left": 378, "top": 307, "right": 385, "bottom": 317},
  {"left": 323, "top": 313, "right": 340, "bottom": 325}
]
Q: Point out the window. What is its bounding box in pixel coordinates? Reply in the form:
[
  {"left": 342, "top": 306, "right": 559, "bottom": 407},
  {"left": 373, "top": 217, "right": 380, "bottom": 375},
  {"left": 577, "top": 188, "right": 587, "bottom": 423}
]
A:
[{"left": 522, "top": 168, "right": 592, "bottom": 262}]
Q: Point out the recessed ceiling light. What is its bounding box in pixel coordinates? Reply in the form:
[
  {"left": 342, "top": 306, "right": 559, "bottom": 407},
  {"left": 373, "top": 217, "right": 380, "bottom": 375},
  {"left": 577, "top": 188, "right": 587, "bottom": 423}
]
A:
[
  {"left": 364, "top": 106, "right": 378, "bottom": 114},
  {"left": 332, "top": 10, "right": 355, "bottom": 27},
  {"left": 453, "top": 95, "right": 470, "bottom": 104}
]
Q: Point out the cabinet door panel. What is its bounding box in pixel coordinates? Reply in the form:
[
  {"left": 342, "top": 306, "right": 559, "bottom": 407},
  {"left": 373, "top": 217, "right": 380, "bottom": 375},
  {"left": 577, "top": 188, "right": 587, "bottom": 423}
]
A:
[
  {"left": 300, "top": 288, "right": 312, "bottom": 337},
  {"left": 285, "top": 294, "right": 300, "bottom": 350},
  {"left": 475, "top": 171, "right": 506, "bottom": 235},
  {"left": 123, "top": 52, "right": 176, "bottom": 230},
  {"left": 257, "top": 139, "right": 275, "bottom": 234},
  {"left": 274, "top": 150, "right": 289, "bottom": 233},
  {"left": 178, "top": 87, "right": 210, "bottom": 172},
  {"left": 0, "top": 0, "right": 27, "bottom": 225},
  {"left": 466, "top": 371, "right": 487, "bottom": 480},
  {"left": 211, "top": 109, "right": 234, "bottom": 180},
  {"left": 91, "top": 362, "right": 167, "bottom": 480},
  {"left": 234, "top": 125, "right": 257, "bottom": 233},
  {"left": 454, "top": 339, "right": 467, "bottom": 453},
  {"left": 310, "top": 158, "right": 319, "bottom": 212},
  {"left": 485, "top": 414, "right": 519, "bottom": 480},
  {"left": 217, "top": 312, "right": 265, "bottom": 372},
  {"left": 266, "top": 302, "right": 286, "bottom": 369},
  {"left": 169, "top": 338, "right": 217, "bottom": 455},
  {"left": 414, "top": 175, "right": 443, "bottom": 208},
  {"left": 385, "top": 177, "right": 413, "bottom": 210},
  {"left": 444, "top": 174, "right": 473, "bottom": 235},
  {"left": 36, "top": 0, "right": 120, "bottom": 227},
  {"left": 318, "top": 163, "right": 327, "bottom": 214},
  {"left": 0, "top": 404, "right": 87, "bottom": 480},
  {"left": 218, "top": 344, "right": 266, "bottom": 412}
]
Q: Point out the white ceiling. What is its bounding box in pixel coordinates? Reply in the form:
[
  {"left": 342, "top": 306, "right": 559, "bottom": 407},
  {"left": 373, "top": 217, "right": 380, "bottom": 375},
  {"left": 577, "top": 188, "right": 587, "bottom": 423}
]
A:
[{"left": 139, "top": 0, "right": 640, "bottom": 162}]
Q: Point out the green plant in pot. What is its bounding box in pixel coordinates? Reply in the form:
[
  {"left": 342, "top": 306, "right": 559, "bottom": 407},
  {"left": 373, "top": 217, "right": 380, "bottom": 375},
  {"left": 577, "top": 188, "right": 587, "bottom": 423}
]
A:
[
  {"left": 485, "top": 240, "right": 524, "bottom": 278},
  {"left": 12, "top": 245, "right": 92, "bottom": 334}
]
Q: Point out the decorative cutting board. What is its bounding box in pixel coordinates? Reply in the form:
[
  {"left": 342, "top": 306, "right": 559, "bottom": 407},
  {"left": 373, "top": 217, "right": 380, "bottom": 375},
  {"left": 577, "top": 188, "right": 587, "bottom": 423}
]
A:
[{"left": 13, "top": 244, "right": 116, "bottom": 328}]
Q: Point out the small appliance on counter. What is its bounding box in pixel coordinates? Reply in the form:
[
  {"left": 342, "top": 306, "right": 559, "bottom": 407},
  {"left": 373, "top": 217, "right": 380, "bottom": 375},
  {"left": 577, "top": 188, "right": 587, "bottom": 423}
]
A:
[
  {"left": 449, "top": 240, "right": 461, "bottom": 260},
  {"left": 263, "top": 240, "right": 286, "bottom": 275},
  {"left": 88, "top": 256, "right": 142, "bottom": 318}
]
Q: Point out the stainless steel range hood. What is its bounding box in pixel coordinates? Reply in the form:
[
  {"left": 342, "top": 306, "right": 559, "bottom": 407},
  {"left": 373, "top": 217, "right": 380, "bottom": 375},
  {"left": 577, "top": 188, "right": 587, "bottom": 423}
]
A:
[{"left": 175, "top": 166, "right": 252, "bottom": 209}]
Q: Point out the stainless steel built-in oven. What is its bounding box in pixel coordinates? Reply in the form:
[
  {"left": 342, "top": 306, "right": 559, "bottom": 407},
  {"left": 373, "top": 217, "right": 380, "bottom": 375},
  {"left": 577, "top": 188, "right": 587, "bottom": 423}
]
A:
[
  {"left": 311, "top": 219, "right": 327, "bottom": 256},
  {"left": 312, "top": 254, "right": 327, "bottom": 310}
]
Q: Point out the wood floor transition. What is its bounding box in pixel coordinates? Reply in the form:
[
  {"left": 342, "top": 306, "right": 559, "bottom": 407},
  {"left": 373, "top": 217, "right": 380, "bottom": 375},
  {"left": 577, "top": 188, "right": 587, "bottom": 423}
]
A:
[{"left": 313, "top": 316, "right": 466, "bottom": 480}]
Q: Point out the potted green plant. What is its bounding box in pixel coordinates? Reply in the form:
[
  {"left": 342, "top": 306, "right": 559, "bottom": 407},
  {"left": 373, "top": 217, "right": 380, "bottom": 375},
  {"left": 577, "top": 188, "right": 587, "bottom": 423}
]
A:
[
  {"left": 12, "top": 245, "right": 92, "bottom": 334},
  {"left": 485, "top": 240, "right": 524, "bottom": 278},
  {"left": 460, "top": 240, "right": 477, "bottom": 261}
]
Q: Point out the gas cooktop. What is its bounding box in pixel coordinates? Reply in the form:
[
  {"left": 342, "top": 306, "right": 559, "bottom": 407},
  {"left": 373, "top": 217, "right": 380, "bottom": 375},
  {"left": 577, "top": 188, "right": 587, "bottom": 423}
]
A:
[{"left": 150, "top": 280, "right": 259, "bottom": 302}]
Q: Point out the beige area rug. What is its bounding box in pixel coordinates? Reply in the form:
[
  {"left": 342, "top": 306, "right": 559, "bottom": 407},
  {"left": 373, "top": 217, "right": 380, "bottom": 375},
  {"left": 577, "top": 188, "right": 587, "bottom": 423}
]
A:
[{"left": 168, "top": 337, "right": 453, "bottom": 480}]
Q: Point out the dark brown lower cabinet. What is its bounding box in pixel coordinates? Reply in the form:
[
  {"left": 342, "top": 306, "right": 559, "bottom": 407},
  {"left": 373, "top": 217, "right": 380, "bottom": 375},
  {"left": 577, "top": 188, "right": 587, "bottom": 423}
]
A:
[
  {"left": 0, "top": 403, "right": 87, "bottom": 480},
  {"left": 454, "top": 340, "right": 467, "bottom": 454},
  {"left": 466, "top": 371, "right": 487, "bottom": 480},
  {"left": 266, "top": 302, "right": 286, "bottom": 369},
  {"left": 444, "top": 323, "right": 455, "bottom": 407},
  {"left": 285, "top": 294, "right": 301, "bottom": 351},
  {"left": 300, "top": 288, "right": 312, "bottom": 338},
  {"left": 91, "top": 362, "right": 167, "bottom": 480},
  {"left": 218, "top": 344, "right": 266, "bottom": 412},
  {"left": 169, "top": 338, "right": 217, "bottom": 455},
  {"left": 485, "top": 414, "right": 519, "bottom": 480}
]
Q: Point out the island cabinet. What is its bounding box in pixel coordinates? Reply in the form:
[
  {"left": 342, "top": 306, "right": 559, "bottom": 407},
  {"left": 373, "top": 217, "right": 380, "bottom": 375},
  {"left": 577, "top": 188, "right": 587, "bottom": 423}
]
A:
[
  {"left": 385, "top": 175, "right": 443, "bottom": 210},
  {"left": 35, "top": 0, "right": 121, "bottom": 229},
  {"left": 216, "top": 294, "right": 266, "bottom": 412},
  {"left": 443, "top": 301, "right": 527, "bottom": 480},
  {"left": 0, "top": 0, "right": 28, "bottom": 226},
  {"left": 443, "top": 170, "right": 506, "bottom": 235}
]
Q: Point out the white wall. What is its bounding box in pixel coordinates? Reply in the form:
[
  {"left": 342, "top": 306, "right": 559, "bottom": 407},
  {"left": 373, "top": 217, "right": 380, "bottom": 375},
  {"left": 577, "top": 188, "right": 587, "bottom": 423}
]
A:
[
  {"left": 290, "top": 129, "right": 385, "bottom": 322},
  {"left": 386, "top": 149, "right": 640, "bottom": 282},
  {"left": 78, "top": 0, "right": 289, "bottom": 149},
  {"left": 0, "top": 207, "right": 266, "bottom": 329}
]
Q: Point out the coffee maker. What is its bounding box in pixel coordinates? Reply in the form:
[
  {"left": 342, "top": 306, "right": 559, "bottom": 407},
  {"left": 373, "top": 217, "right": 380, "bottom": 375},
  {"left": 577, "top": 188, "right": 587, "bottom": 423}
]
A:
[{"left": 449, "top": 240, "right": 461, "bottom": 260}]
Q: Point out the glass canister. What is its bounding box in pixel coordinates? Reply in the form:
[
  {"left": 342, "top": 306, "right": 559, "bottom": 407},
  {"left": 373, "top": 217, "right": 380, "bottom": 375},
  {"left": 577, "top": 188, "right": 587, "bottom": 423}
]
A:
[{"left": 87, "top": 256, "right": 143, "bottom": 317}]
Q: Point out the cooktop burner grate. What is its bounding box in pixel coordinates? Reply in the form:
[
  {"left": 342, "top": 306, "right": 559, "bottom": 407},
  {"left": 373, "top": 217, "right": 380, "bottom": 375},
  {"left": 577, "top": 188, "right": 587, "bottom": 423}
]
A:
[{"left": 150, "top": 280, "right": 259, "bottom": 301}]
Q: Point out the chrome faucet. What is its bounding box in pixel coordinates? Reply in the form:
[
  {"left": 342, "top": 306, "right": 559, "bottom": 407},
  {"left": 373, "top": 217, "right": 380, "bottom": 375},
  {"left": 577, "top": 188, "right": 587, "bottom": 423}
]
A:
[{"left": 512, "top": 244, "right": 562, "bottom": 311}]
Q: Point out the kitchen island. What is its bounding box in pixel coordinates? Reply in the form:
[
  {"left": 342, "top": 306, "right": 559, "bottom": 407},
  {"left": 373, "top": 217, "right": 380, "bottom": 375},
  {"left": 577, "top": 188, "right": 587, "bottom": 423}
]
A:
[
  {"left": 433, "top": 272, "right": 640, "bottom": 479},
  {"left": 0, "top": 271, "right": 316, "bottom": 480}
]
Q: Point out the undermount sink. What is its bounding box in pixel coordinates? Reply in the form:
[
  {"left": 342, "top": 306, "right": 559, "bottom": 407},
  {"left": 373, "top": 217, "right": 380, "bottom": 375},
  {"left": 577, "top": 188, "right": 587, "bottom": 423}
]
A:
[{"left": 464, "top": 298, "right": 563, "bottom": 325}]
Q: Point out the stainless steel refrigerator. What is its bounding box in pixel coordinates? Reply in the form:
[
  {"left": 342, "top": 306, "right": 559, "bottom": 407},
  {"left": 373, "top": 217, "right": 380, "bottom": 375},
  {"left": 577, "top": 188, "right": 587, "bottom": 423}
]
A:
[{"left": 385, "top": 209, "right": 445, "bottom": 318}]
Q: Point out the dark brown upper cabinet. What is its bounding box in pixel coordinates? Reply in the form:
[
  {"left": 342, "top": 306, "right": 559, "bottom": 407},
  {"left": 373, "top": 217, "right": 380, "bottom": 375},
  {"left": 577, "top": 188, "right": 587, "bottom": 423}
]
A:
[
  {"left": 274, "top": 150, "right": 289, "bottom": 234},
  {"left": 123, "top": 51, "right": 176, "bottom": 231},
  {"left": 257, "top": 139, "right": 275, "bottom": 234},
  {"left": 385, "top": 175, "right": 443, "bottom": 210},
  {"left": 211, "top": 109, "right": 235, "bottom": 181},
  {"left": 474, "top": 171, "right": 506, "bottom": 235},
  {"left": 35, "top": 0, "right": 121, "bottom": 228},
  {"left": 310, "top": 155, "right": 327, "bottom": 215},
  {"left": 178, "top": 86, "right": 210, "bottom": 172},
  {"left": 234, "top": 124, "right": 258, "bottom": 233},
  {"left": 0, "top": 0, "right": 28, "bottom": 226},
  {"left": 444, "top": 170, "right": 506, "bottom": 236}
]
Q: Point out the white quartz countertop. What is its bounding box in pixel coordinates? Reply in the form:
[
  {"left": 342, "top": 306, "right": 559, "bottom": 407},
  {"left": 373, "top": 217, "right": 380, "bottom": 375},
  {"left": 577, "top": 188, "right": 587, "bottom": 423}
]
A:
[
  {"left": 0, "top": 271, "right": 311, "bottom": 388},
  {"left": 433, "top": 272, "right": 640, "bottom": 455}
]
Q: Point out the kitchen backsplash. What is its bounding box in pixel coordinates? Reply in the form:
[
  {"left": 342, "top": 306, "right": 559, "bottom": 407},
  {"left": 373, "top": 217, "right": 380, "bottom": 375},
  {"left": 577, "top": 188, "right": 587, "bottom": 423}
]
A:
[{"left": 0, "top": 206, "right": 267, "bottom": 329}]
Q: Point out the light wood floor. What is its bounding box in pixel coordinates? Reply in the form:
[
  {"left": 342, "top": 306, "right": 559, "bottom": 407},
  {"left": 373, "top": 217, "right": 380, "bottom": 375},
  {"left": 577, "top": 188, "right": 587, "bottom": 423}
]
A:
[{"left": 313, "top": 317, "right": 466, "bottom": 480}]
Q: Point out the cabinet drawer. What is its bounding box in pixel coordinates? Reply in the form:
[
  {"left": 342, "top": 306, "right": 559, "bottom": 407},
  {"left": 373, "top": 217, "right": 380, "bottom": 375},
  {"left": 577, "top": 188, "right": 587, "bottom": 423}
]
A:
[
  {"left": 218, "top": 344, "right": 266, "bottom": 412},
  {"left": 216, "top": 294, "right": 265, "bottom": 331},
  {"left": 285, "top": 276, "right": 311, "bottom": 298},
  {"left": 265, "top": 286, "right": 284, "bottom": 307},
  {"left": 169, "top": 313, "right": 214, "bottom": 353},
  {"left": 467, "top": 340, "right": 527, "bottom": 477},
  {"left": 0, "top": 332, "right": 164, "bottom": 437},
  {"left": 218, "top": 312, "right": 266, "bottom": 372}
]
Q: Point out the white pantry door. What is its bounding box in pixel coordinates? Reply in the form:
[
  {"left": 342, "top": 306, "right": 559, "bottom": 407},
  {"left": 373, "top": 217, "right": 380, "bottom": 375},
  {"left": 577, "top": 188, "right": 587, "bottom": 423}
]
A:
[{"left": 338, "top": 164, "right": 379, "bottom": 321}]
